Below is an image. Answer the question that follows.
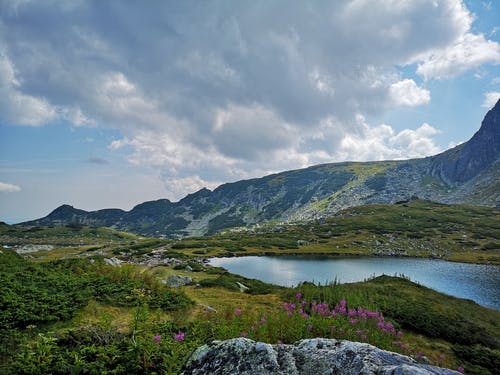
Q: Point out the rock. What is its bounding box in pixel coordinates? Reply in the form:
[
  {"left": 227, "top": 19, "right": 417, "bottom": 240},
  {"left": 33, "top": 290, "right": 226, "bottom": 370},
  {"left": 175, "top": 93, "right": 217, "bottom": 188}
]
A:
[
  {"left": 185, "top": 265, "right": 194, "bottom": 272},
  {"left": 195, "top": 283, "right": 202, "bottom": 289},
  {"left": 15, "top": 244, "right": 54, "bottom": 254},
  {"left": 204, "top": 305, "right": 217, "bottom": 313},
  {"left": 104, "top": 257, "right": 122, "bottom": 267},
  {"left": 182, "top": 338, "right": 460, "bottom": 375},
  {"left": 236, "top": 282, "right": 249, "bottom": 292},
  {"left": 162, "top": 275, "right": 192, "bottom": 287}
]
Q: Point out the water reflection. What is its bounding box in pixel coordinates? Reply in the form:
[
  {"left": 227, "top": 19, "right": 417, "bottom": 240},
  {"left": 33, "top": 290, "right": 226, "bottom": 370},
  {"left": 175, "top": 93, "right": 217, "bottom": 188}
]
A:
[{"left": 209, "top": 256, "right": 500, "bottom": 310}]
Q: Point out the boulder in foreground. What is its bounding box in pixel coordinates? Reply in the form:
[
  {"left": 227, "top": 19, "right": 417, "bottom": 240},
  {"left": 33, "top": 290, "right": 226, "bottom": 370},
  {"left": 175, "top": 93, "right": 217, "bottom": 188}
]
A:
[{"left": 182, "top": 338, "right": 460, "bottom": 375}]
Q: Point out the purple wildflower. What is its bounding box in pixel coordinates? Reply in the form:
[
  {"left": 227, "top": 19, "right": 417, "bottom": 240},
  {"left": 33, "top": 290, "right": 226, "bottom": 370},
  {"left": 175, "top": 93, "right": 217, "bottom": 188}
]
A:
[
  {"left": 174, "top": 331, "right": 185, "bottom": 342},
  {"left": 153, "top": 335, "right": 161, "bottom": 343}
]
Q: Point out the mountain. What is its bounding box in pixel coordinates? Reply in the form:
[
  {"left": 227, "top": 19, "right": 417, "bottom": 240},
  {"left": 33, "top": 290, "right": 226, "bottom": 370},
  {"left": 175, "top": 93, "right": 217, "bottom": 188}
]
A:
[{"left": 23, "top": 100, "right": 500, "bottom": 238}]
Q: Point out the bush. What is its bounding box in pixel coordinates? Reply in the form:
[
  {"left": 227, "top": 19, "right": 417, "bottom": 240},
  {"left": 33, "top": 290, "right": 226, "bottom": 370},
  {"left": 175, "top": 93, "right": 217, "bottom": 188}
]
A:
[
  {"left": 199, "top": 272, "right": 282, "bottom": 294},
  {"left": 0, "top": 251, "right": 192, "bottom": 329}
]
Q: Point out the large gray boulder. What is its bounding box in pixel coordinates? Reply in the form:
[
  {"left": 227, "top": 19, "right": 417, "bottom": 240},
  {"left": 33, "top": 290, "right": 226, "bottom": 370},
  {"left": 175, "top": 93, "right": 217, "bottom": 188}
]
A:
[
  {"left": 182, "top": 338, "right": 460, "bottom": 375},
  {"left": 162, "top": 275, "right": 192, "bottom": 287}
]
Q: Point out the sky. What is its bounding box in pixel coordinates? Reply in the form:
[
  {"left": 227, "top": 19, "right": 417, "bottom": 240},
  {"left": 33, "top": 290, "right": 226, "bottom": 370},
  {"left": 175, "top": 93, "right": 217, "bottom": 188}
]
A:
[{"left": 0, "top": 0, "right": 499, "bottom": 223}]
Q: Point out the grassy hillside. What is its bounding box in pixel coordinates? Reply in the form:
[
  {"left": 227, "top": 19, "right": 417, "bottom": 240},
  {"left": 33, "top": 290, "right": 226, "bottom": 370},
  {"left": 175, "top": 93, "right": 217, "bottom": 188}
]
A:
[
  {"left": 168, "top": 200, "right": 500, "bottom": 265},
  {"left": 3, "top": 200, "right": 498, "bottom": 264},
  {"left": 0, "top": 222, "right": 138, "bottom": 245}
]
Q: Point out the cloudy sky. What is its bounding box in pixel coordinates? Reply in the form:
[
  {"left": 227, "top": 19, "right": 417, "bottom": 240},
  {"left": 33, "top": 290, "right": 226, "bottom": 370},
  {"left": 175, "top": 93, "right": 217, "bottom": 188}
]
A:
[{"left": 1, "top": 0, "right": 499, "bottom": 223}]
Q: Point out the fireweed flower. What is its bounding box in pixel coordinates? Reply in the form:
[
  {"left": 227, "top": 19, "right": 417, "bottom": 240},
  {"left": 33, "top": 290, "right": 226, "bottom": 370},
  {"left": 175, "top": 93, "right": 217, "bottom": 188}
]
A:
[
  {"left": 174, "top": 331, "right": 185, "bottom": 342},
  {"left": 234, "top": 308, "right": 242, "bottom": 316},
  {"left": 153, "top": 335, "right": 161, "bottom": 343},
  {"left": 295, "top": 292, "right": 303, "bottom": 300},
  {"left": 241, "top": 332, "right": 248, "bottom": 337}
]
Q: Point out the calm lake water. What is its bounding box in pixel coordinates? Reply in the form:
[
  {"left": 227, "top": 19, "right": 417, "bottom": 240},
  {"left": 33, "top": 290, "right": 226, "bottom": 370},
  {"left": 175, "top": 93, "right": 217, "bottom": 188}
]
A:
[{"left": 209, "top": 256, "right": 500, "bottom": 310}]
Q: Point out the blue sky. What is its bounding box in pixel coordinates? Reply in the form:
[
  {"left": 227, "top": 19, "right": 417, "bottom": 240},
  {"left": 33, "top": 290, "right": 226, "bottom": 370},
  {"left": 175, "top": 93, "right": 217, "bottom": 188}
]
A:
[{"left": 0, "top": 0, "right": 499, "bottom": 223}]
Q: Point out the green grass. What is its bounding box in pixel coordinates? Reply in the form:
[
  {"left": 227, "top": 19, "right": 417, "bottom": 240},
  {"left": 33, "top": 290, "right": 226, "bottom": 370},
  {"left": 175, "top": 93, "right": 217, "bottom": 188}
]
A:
[
  {"left": 1, "top": 200, "right": 499, "bottom": 373},
  {"left": 1, "top": 249, "right": 498, "bottom": 374},
  {"left": 169, "top": 200, "right": 500, "bottom": 264},
  {"left": 0, "top": 222, "right": 137, "bottom": 246}
]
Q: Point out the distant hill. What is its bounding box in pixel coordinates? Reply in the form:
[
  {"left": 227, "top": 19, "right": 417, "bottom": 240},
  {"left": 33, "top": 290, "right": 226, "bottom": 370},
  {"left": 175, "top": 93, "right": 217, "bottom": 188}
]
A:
[{"left": 23, "top": 100, "right": 500, "bottom": 238}]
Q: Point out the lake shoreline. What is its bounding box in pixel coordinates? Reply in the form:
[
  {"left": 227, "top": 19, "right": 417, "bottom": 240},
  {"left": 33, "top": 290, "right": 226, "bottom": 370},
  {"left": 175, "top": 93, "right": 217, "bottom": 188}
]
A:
[
  {"left": 209, "top": 255, "right": 500, "bottom": 310},
  {"left": 203, "top": 250, "right": 499, "bottom": 266}
]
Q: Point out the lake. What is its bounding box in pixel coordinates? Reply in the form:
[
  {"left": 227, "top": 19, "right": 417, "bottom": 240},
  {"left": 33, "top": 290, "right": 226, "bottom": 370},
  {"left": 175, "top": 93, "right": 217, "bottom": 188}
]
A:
[{"left": 209, "top": 256, "right": 500, "bottom": 310}]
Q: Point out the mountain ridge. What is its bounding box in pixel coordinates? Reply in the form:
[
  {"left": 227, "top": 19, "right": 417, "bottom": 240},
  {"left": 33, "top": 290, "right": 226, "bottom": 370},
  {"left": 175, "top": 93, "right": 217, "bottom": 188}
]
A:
[{"left": 23, "top": 100, "right": 500, "bottom": 237}]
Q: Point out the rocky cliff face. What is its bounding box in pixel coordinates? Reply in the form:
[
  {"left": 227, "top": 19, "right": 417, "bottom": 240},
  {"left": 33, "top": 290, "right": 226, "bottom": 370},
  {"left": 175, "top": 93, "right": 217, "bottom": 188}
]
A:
[
  {"left": 182, "top": 338, "right": 460, "bottom": 375},
  {"left": 427, "top": 99, "right": 500, "bottom": 184},
  {"left": 23, "top": 101, "right": 500, "bottom": 237}
]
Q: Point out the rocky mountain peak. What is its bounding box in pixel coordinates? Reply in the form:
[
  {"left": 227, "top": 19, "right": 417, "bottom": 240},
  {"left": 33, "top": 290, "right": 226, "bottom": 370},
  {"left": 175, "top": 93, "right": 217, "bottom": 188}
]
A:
[
  {"left": 429, "top": 99, "right": 500, "bottom": 184},
  {"left": 48, "top": 204, "right": 85, "bottom": 217}
]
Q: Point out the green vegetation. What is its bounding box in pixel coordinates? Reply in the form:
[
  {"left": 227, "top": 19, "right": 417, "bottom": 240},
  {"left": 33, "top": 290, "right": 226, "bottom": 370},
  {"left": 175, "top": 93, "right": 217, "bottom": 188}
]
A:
[
  {"left": 0, "top": 200, "right": 499, "bottom": 373},
  {"left": 0, "top": 222, "right": 137, "bottom": 246},
  {"left": 1, "top": 245, "right": 498, "bottom": 374},
  {"left": 171, "top": 200, "right": 500, "bottom": 265}
]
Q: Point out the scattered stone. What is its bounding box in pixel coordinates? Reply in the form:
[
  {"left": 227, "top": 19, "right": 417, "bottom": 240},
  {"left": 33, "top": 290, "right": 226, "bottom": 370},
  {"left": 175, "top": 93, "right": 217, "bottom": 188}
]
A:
[
  {"left": 138, "top": 256, "right": 185, "bottom": 267},
  {"left": 195, "top": 284, "right": 202, "bottom": 289},
  {"left": 104, "top": 257, "right": 122, "bottom": 267},
  {"left": 162, "top": 275, "right": 192, "bottom": 287},
  {"left": 185, "top": 265, "right": 193, "bottom": 272},
  {"left": 15, "top": 244, "right": 54, "bottom": 254},
  {"left": 236, "top": 282, "right": 249, "bottom": 292},
  {"left": 297, "top": 239, "right": 310, "bottom": 246},
  {"left": 182, "top": 338, "right": 460, "bottom": 375},
  {"left": 418, "top": 356, "right": 431, "bottom": 365},
  {"left": 204, "top": 305, "right": 217, "bottom": 313}
]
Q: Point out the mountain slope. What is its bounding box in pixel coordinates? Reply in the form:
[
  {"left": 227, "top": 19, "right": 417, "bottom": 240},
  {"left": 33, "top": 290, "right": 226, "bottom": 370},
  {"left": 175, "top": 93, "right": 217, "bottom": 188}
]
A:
[{"left": 23, "top": 100, "right": 500, "bottom": 237}]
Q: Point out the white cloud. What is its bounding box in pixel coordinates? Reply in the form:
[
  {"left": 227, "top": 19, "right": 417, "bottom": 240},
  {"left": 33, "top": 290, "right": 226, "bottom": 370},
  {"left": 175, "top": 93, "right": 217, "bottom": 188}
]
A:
[
  {"left": 0, "top": 181, "right": 21, "bottom": 193},
  {"left": 0, "top": 0, "right": 497, "bottom": 200},
  {"left": 336, "top": 118, "right": 441, "bottom": 161},
  {"left": 164, "top": 176, "right": 221, "bottom": 201},
  {"left": 212, "top": 104, "right": 299, "bottom": 160},
  {"left": 389, "top": 79, "right": 430, "bottom": 106},
  {"left": 415, "top": 33, "right": 500, "bottom": 80},
  {"left": 0, "top": 53, "right": 58, "bottom": 126},
  {"left": 482, "top": 91, "right": 500, "bottom": 108},
  {"left": 390, "top": 123, "right": 441, "bottom": 158}
]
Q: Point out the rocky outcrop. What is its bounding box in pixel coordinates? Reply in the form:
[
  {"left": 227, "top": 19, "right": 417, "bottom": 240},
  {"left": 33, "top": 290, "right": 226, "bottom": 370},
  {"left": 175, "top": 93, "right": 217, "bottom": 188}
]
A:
[
  {"left": 162, "top": 275, "right": 192, "bottom": 287},
  {"left": 182, "top": 338, "right": 459, "bottom": 375},
  {"left": 428, "top": 99, "right": 500, "bottom": 184}
]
